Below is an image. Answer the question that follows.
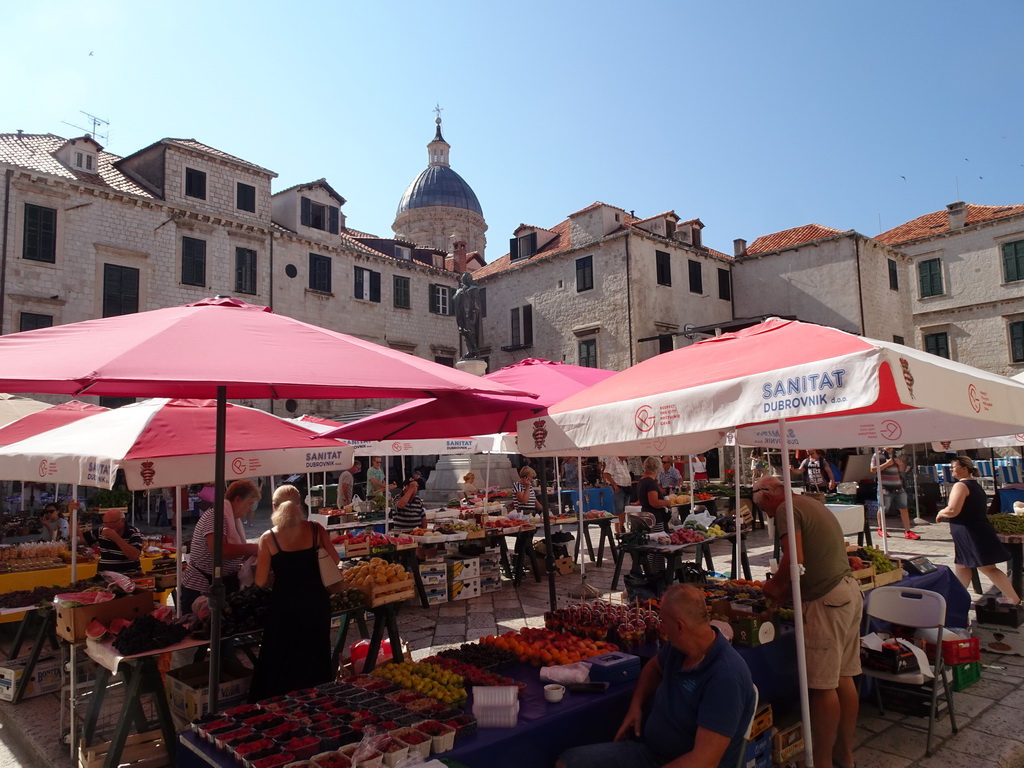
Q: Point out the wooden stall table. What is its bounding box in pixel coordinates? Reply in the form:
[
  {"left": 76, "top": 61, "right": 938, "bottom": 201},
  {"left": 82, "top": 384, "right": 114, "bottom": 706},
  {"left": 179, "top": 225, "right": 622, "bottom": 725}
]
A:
[{"left": 611, "top": 532, "right": 751, "bottom": 591}]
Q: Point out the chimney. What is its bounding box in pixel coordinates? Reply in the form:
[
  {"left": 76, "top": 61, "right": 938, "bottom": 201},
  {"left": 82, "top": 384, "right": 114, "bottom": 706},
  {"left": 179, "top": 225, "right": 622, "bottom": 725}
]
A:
[
  {"left": 947, "top": 201, "right": 966, "bottom": 230},
  {"left": 733, "top": 238, "right": 747, "bottom": 257},
  {"left": 453, "top": 240, "right": 468, "bottom": 273}
]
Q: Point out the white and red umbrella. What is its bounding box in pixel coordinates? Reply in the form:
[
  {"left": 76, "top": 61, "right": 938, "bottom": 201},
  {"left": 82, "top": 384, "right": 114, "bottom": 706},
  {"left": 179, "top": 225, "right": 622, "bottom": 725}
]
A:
[
  {"left": 0, "top": 393, "right": 52, "bottom": 429},
  {"left": 0, "top": 400, "right": 108, "bottom": 445}
]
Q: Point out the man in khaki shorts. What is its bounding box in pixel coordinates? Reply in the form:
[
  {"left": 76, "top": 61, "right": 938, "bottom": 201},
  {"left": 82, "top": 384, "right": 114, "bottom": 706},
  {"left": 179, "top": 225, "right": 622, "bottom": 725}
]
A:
[{"left": 755, "top": 476, "right": 861, "bottom": 768}]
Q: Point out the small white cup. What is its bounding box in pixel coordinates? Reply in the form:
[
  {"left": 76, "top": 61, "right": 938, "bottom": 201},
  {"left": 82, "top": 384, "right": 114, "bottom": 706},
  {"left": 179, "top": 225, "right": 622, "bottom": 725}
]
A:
[{"left": 544, "top": 684, "right": 565, "bottom": 703}]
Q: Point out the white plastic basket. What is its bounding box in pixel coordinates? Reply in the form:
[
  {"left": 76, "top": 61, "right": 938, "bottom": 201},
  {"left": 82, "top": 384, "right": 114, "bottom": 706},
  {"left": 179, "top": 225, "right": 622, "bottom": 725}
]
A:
[{"left": 472, "top": 685, "right": 519, "bottom": 728}]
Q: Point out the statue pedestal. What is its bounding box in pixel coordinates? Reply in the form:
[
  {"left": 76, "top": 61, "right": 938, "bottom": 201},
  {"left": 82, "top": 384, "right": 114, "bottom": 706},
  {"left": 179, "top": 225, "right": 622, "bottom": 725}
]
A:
[
  {"left": 422, "top": 453, "right": 519, "bottom": 505},
  {"left": 455, "top": 358, "right": 487, "bottom": 377}
]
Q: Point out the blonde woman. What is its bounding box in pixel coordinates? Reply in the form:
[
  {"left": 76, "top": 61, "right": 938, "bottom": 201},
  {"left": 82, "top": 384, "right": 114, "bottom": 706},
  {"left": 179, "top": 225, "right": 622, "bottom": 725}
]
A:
[
  {"left": 461, "top": 472, "right": 479, "bottom": 499},
  {"left": 248, "top": 499, "right": 337, "bottom": 701},
  {"left": 513, "top": 466, "right": 541, "bottom": 514}
]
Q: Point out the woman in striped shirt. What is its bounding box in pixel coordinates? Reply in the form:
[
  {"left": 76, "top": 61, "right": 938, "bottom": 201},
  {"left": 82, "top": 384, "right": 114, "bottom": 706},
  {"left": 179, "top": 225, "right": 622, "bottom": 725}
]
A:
[{"left": 393, "top": 477, "right": 425, "bottom": 531}]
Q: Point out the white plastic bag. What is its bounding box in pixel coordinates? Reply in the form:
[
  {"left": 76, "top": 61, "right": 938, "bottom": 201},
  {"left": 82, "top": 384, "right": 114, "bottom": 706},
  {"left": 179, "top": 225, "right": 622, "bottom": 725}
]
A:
[{"left": 682, "top": 510, "right": 716, "bottom": 529}]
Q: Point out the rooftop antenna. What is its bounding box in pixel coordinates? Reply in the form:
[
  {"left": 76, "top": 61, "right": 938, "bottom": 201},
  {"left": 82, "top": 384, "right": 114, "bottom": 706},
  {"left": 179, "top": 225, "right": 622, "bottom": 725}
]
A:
[
  {"left": 60, "top": 111, "right": 109, "bottom": 144},
  {"left": 955, "top": 175, "right": 960, "bottom": 200}
]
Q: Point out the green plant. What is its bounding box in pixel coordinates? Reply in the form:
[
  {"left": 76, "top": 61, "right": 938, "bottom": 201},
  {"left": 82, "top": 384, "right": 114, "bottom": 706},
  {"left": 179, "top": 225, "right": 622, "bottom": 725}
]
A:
[{"left": 86, "top": 488, "right": 133, "bottom": 509}]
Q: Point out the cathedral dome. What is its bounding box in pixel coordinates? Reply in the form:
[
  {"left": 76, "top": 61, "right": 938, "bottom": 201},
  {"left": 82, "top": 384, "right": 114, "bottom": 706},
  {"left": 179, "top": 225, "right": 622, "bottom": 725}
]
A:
[{"left": 396, "top": 164, "right": 482, "bottom": 216}]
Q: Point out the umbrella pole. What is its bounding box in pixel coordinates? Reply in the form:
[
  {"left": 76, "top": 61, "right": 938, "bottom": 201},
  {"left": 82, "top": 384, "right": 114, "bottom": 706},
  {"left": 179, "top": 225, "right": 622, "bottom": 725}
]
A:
[
  {"left": 874, "top": 446, "right": 889, "bottom": 556},
  {"left": 913, "top": 445, "right": 922, "bottom": 521},
  {"left": 733, "top": 439, "right": 741, "bottom": 576},
  {"left": 539, "top": 457, "right": 557, "bottom": 611},
  {"left": 175, "top": 485, "right": 183, "bottom": 619},
  {"left": 689, "top": 456, "right": 696, "bottom": 521},
  {"left": 778, "top": 419, "right": 815, "bottom": 767},
  {"left": 484, "top": 453, "right": 491, "bottom": 503},
  {"left": 70, "top": 484, "right": 78, "bottom": 582},
  {"left": 209, "top": 387, "right": 227, "bottom": 713}
]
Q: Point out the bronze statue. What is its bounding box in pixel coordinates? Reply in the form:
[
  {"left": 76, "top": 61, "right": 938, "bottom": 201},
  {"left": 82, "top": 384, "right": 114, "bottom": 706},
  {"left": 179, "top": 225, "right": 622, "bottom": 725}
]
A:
[{"left": 452, "top": 271, "right": 481, "bottom": 359}]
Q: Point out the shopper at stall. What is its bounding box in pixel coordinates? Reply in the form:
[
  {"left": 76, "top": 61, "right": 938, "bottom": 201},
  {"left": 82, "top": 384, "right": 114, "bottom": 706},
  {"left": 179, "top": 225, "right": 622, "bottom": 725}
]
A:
[
  {"left": 78, "top": 508, "right": 143, "bottom": 573},
  {"left": 689, "top": 453, "right": 709, "bottom": 489},
  {"left": 755, "top": 476, "right": 860, "bottom": 768},
  {"left": 638, "top": 456, "right": 674, "bottom": 532},
  {"left": 367, "top": 456, "right": 390, "bottom": 500},
  {"left": 339, "top": 460, "right": 362, "bottom": 506},
  {"left": 797, "top": 448, "right": 836, "bottom": 494},
  {"left": 561, "top": 457, "right": 580, "bottom": 488},
  {"left": 937, "top": 455, "right": 1020, "bottom": 604},
  {"left": 461, "top": 472, "right": 479, "bottom": 499},
  {"left": 179, "top": 480, "right": 260, "bottom": 614},
  {"left": 248, "top": 499, "right": 335, "bottom": 701},
  {"left": 39, "top": 503, "right": 68, "bottom": 541},
  {"left": 750, "top": 448, "right": 768, "bottom": 483},
  {"left": 657, "top": 456, "right": 682, "bottom": 493},
  {"left": 556, "top": 583, "right": 755, "bottom": 768},
  {"left": 513, "top": 466, "right": 542, "bottom": 514},
  {"left": 601, "top": 456, "right": 632, "bottom": 515},
  {"left": 393, "top": 477, "right": 426, "bottom": 530},
  {"left": 272, "top": 483, "right": 302, "bottom": 510},
  {"left": 871, "top": 446, "right": 920, "bottom": 539}
]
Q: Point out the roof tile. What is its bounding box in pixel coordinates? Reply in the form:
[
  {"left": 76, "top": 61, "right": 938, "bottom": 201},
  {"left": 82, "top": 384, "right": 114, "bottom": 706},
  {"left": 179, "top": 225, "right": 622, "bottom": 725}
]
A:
[
  {"left": 745, "top": 224, "right": 848, "bottom": 255},
  {"left": 875, "top": 203, "right": 1024, "bottom": 246}
]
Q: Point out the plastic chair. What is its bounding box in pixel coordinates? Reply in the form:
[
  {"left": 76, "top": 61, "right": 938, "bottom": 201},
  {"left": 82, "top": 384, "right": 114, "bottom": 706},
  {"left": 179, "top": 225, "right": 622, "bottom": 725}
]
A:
[
  {"left": 861, "top": 586, "right": 958, "bottom": 756},
  {"left": 735, "top": 684, "right": 759, "bottom": 768}
]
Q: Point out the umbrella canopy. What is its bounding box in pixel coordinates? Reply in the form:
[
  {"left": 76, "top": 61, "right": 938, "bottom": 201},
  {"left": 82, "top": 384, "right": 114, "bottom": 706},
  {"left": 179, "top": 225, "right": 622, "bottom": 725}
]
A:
[
  {"left": 0, "top": 297, "right": 536, "bottom": 401},
  {"left": 0, "top": 394, "right": 53, "bottom": 429},
  {"left": 520, "top": 318, "right": 1024, "bottom": 455},
  {"left": 0, "top": 400, "right": 108, "bottom": 445},
  {"left": 325, "top": 358, "right": 614, "bottom": 441},
  {"left": 291, "top": 416, "right": 490, "bottom": 456},
  {"left": 0, "top": 398, "right": 353, "bottom": 490}
]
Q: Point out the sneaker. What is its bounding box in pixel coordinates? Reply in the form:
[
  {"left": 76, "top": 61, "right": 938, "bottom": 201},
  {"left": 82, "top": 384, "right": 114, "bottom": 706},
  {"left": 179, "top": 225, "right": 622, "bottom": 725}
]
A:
[
  {"left": 913, "top": 516, "right": 931, "bottom": 525},
  {"left": 904, "top": 530, "right": 921, "bottom": 540},
  {"left": 876, "top": 528, "right": 891, "bottom": 538}
]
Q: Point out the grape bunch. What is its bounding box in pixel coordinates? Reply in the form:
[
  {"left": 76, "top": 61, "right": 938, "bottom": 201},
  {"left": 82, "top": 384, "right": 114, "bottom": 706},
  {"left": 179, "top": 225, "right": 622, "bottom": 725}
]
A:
[
  {"left": 861, "top": 546, "right": 896, "bottom": 573},
  {"left": 991, "top": 514, "right": 1024, "bottom": 535},
  {"left": 669, "top": 528, "right": 706, "bottom": 545},
  {"left": 112, "top": 613, "right": 188, "bottom": 655}
]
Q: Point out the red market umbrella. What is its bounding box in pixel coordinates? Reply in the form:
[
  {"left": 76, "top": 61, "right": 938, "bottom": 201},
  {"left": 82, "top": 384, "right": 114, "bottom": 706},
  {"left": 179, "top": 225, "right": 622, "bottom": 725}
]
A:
[
  {"left": 0, "top": 296, "right": 535, "bottom": 708},
  {"left": 0, "top": 400, "right": 108, "bottom": 445}
]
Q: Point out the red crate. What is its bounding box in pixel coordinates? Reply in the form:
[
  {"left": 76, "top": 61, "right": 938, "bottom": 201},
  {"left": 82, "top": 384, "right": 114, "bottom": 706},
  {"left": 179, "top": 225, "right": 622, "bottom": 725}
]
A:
[{"left": 925, "top": 636, "right": 980, "bottom": 666}]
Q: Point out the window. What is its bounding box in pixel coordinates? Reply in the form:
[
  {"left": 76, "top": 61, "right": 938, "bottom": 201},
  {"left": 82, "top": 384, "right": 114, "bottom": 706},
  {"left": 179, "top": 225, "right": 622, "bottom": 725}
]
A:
[
  {"left": 23, "top": 203, "right": 56, "bottom": 263},
  {"left": 235, "top": 247, "right": 257, "bottom": 295},
  {"left": 688, "top": 260, "right": 703, "bottom": 294},
  {"left": 434, "top": 356, "right": 455, "bottom": 367},
  {"left": 479, "top": 286, "right": 487, "bottom": 318},
  {"left": 428, "top": 284, "right": 451, "bottom": 315},
  {"left": 888, "top": 258, "right": 899, "bottom": 291},
  {"left": 393, "top": 275, "right": 411, "bottom": 309},
  {"left": 354, "top": 266, "right": 381, "bottom": 302},
  {"left": 718, "top": 268, "right": 731, "bottom": 300},
  {"left": 893, "top": 335, "right": 905, "bottom": 345},
  {"left": 300, "top": 197, "right": 339, "bottom": 234},
  {"left": 309, "top": 253, "right": 332, "bottom": 293},
  {"left": 658, "top": 335, "right": 674, "bottom": 355},
  {"left": 394, "top": 245, "right": 411, "bottom": 260},
  {"left": 655, "top": 250, "right": 671, "bottom": 286},
  {"left": 924, "top": 331, "right": 949, "bottom": 359},
  {"left": 1002, "top": 241, "right": 1024, "bottom": 283},
  {"left": 73, "top": 152, "right": 94, "bottom": 171},
  {"left": 918, "top": 258, "right": 943, "bottom": 297},
  {"left": 19, "top": 312, "right": 53, "bottom": 332},
  {"left": 509, "top": 305, "right": 533, "bottom": 347},
  {"left": 1011, "top": 322, "right": 1024, "bottom": 363},
  {"left": 576, "top": 255, "right": 594, "bottom": 292},
  {"left": 236, "top": 183, "right": 256, "bottom": 213},
  {"left": 181, "top": 237, "right": 206, "bottom": 287},
  {"left": 184, "top": 168, "right": 206, "bottom": 200},
  {"left": 578, "top": 338, "right": 598, "bottom": 368},
  {"left": 102, "top": 263, "right": 139, "bottom": 317},
  {"left": 510, "top": 232, "right": 537, "bottom": 261}
]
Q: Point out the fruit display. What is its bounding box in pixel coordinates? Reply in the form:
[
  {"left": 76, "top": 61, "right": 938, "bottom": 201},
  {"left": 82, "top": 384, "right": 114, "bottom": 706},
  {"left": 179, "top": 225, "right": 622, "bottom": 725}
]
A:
[
  {"left": 190, "top": 585, "right": 272, "bottom": 639},
  {"left": 584, "top": 510, "right": 612, "bottom": 519},
  {"left": 371, "top": 661, "right": 465, "bottom": 704},
  {"left": 849, "top": 546, "right": 897, "bottom": 573},
  {"left": 340, "top": 558, "right": 409, "bottom": 588},
  {"left": 543, "top": 601, "right": 660, "bottom": 648},
  {"left": 666, "top": 494, "right": 690, "bottom": 506},
  {"left": 433, "top": 642, "right": 517, "bottom": 670},
  {"left": 703, "top": 580, "right": 769, "bottom": 615},
  {"left": 0, "top": 579, "right": 97, "bottom": 610},
  {"left": 668, "top": 528, "right": 706, "bottom": 545},
  {"left": 111, "top": 612, "right": 188, "bottom": 655},
  {"left": 329, "top": 589, "right": 367, "bottom": 613},
  {"left": 424, "top": 655, "right": 525, "bottom": 693},
  {"left": 705, "top": 525, "right": 726, "bottom": 536},
  {"left": 991, "top": 513, "right": 1024, "bottom": 535},
  {"left": 480, "top": 627, "right": 618, "bottom": 666},
  {"left": 482, "top": 518, "right": 527, "bottom": 532}
]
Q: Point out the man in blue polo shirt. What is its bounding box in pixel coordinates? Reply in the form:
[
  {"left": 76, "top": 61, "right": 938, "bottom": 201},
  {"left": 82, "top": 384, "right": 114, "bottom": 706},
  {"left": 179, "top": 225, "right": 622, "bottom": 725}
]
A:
[{"left": 557, "top": 583, "right": 755, "bottom": 768}]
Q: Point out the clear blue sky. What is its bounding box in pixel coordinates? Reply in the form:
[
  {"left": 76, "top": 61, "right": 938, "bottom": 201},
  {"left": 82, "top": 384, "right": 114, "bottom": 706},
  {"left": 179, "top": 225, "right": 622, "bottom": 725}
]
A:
[{"left": 4, "top": 1, "right": 1023, "bottom": 258}]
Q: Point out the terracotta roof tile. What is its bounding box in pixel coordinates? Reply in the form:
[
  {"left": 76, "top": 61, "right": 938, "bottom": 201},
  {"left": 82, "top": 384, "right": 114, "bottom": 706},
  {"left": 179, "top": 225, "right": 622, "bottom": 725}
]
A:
[
  {"left": 875, "top": 203, "right": 1024, "bottom": 246},
  {"left": 632, "top": 210, "right": 678, "bottom": 225},
  {"left": 0, "top": 133, "right": 154, "bottom": 197},
  {"left": 745, "top": 224, "right": 848, "bottom": 255},
  {"left": 163, "top": 138, "right": 276, "bottom": 176}
]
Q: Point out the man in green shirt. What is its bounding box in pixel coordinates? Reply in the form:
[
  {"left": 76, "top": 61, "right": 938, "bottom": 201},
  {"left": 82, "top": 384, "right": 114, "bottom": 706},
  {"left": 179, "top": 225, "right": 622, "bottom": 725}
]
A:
[{"left": 755, "top": 476, "right": 861, "bottom": 768}]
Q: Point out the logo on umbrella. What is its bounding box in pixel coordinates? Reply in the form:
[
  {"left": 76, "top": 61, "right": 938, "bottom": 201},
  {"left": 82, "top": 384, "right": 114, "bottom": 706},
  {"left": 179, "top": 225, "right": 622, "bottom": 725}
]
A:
[
  {"left": 634, "top": 405, "right": 656, "bottom": 433},
  {"left": 968, "top": 384, "right": 981, "bottom": 413},
  {"left": 231, "top": 457, "right": 247, "bottom": 474},
  {"left": 532, "top": 419, "right": 548, "bottom": 450},
  {"left": 37, "top": 459, "right": 49, "bottom": 478},
  {"left": 899, "top": 357, "right": 915, "bottom": 399},
  {"left": 940, "top": 440, "right": 952, "bottom": 450},
  {"left": 880, "top": 420, "right": 902, "bottom": 441},
  {"left": 392, "top": 442, "right": 404, "bottom": 453},
  {"left": 140, "top": 461, "right": 156, "bottom": 487}
]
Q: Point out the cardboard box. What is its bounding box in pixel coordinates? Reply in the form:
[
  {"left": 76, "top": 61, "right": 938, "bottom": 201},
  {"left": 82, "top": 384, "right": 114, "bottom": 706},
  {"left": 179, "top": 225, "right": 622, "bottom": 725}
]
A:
[
  {"left": 419, "top": 563, "right": 447, "bottom": 586},
  {"left": 424, "top": 585, "right": 448, "bottom": 605},
  {"left": 449, "top": 577, "right": 481, "bottom": 602},
  {"left": 749, "top": 703, "right": 773, "bottom": 739},
  {"left": 56, "top": 590, "right": 155, "bottom": 643},
  {"left": 165, "top": 660, "right": 251, "bottom": 722},
  {"left": 973, "top": 621, "right": 1024, "bottom": 655},
  {"left": 771, "top": 722, "right": 804, "bottom": 763},
  {"left": 0, "top": 653, "right": 95, "bottom": 703},
  {"left": 446, "top": 556, "right": 480, "bottom": 581}
]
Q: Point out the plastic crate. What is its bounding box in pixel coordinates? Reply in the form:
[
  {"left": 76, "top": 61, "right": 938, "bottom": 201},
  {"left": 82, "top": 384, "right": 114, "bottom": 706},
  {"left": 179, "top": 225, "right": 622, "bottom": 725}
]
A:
[
  {"left": 925, "top": 636, "right": 981, "bottom": 666},
  {"left": 952, "top": 661, "right": 982, "bottom": 691},
  {"left": 472, "top": 685, "right": 519, "bottom": 728}
]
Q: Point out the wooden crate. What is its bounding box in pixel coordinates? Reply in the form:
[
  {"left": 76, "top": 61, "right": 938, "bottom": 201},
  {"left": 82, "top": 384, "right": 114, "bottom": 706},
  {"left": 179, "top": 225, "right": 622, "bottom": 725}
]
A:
[
  {"left": 79, "top": 729, "right": 169, "bottom": 768},
  {"left": 851, "top": 565, "right": 876, "bottom": 591},
  {"left": 345, "top": 542, "right": 371, "bottom": 558},
  {"left": 873, "top": 569, "right": 903, "bottom": 588},
  {"left": 359, "top": 578, "right": 415, "bottom": 606}
]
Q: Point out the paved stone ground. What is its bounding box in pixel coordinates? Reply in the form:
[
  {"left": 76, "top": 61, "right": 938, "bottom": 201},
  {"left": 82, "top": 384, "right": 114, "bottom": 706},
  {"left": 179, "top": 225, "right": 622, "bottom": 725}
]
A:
[{"left": 2, "top": 507, "right": 1024, "bottom": 767}]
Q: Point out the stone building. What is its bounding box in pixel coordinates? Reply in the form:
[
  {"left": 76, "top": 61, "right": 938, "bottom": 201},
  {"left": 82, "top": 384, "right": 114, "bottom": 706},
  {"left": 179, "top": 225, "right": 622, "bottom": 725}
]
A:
[
  {"left": 473, "top": 202, "right": 735, "bottom": 371},
  {"left": 0, "top": 131, "right": 460, "bottom": 416},
  {"left": 875, "top": 201, "right": 1024, "bottom": 375},
  {"left": 731, "top": 224, "right": 913, "bottom": 342}
]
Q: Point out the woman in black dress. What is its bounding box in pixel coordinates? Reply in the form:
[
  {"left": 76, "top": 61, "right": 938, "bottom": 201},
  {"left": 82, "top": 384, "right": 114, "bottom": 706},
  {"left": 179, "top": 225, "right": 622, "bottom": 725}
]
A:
[
  {"left": 249, "top": 499, "right": 338, "bottom": 701},
  {"left": 637, "top": 456, "right": 674, "bottom": 533},
  {"left": 936, "top": 455, "right": 1020, "bottom": 603}
]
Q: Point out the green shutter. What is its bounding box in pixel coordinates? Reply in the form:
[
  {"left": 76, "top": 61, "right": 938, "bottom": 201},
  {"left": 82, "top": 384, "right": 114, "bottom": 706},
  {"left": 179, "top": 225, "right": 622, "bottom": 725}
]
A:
[
  {"left": 429, "top": 284, "right": 438, "bottom": 313},
  {"left": 523, "top": 305, "right": 533, "bottom": 345},
  {"left": 509, "top": 237, "right": 519, "bottom": 261},
  {"left": 301, "top": 197, "right": 311, "bottom": 227},
  {"left": 370, "top": 271, "right": 381, "bottom": 303},
  {"left": 329, "top": 206, "right": 340, "bottom": 235}
]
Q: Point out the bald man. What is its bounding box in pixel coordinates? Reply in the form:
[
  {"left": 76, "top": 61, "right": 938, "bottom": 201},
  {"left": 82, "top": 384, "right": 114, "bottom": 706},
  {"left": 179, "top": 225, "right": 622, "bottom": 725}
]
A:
[
  {"left": 79, "top": 508, "right": 143, "bottom": 573},
  {"left": 557, "top": 584, "right": 755, "bottom": 768}
]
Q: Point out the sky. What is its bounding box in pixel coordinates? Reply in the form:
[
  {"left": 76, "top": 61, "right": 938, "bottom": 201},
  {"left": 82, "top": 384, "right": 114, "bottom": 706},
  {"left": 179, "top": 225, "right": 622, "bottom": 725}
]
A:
[{"left": 3, "top": 1, "right": 1023, "bottom": 259}]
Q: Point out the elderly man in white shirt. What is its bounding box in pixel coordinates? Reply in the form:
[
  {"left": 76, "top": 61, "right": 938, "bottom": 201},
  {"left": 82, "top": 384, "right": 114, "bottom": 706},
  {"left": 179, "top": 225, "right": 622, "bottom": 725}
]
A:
[{"left": 602, "top": 456, "right": 634, "bottom": 516}]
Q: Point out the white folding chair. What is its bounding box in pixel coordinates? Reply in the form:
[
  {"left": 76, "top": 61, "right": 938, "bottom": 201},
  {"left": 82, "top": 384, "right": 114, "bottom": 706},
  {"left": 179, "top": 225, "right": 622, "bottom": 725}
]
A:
[
  {"left": 862, "top": 586, "right": 958, "bottom": 756},
  {"left": 735, "top": 684, "right": 760, "bottom": 768}
]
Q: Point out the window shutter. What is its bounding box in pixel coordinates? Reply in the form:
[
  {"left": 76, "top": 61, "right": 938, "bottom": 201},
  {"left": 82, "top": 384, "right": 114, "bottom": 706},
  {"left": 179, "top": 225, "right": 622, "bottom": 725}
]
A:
[
  {"left": 429, "top": 284, "right": 438, "bottom": 314},
  {"left": 354, "top": 267, "right": 364, "bottom": 299},
  {"left": 301, "top": 197, "right": 311, "bottom": 226},
  {"left": 509, "top": 237, "right": 519, "bottom": 261},
  {"left": 527, "top": 232, "right": 537, "bottom": 256},
  {"left": 329, "top": 206, "right": 339, "bottom": 234},
  {"left": 523, "top": 305, "right": 533, "bottom": 345},
  {"left": 370, "top": 271, "right": 381, "bottom": 303}
]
